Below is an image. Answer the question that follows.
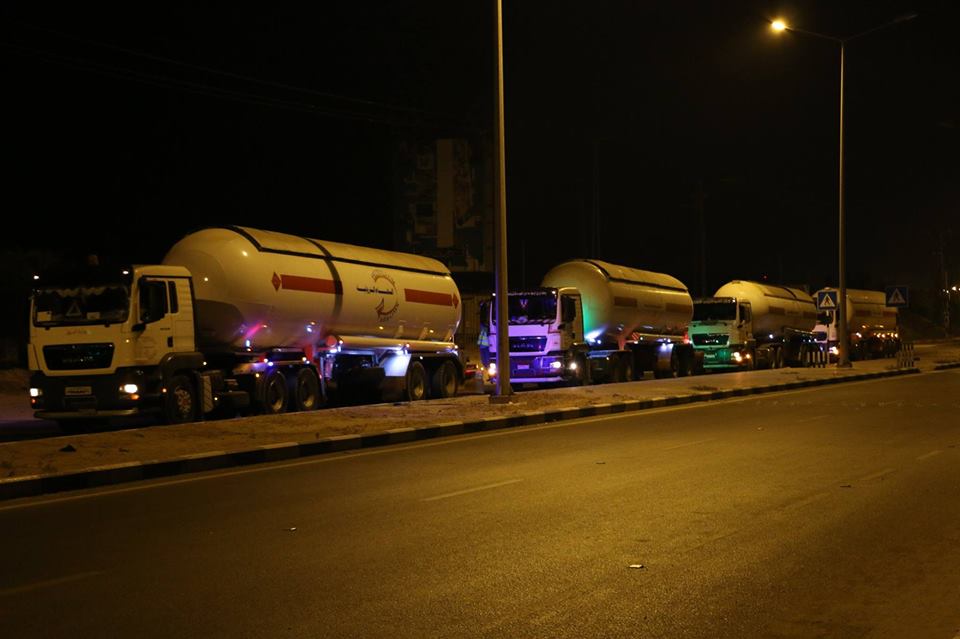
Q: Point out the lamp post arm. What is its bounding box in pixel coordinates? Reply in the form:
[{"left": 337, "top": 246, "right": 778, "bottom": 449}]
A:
[{"left": 844, "top": 12, "right": 917, "bottom": 43}]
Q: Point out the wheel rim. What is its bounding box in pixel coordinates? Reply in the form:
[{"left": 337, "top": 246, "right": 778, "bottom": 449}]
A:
[
  {"left": 266, "top": 377, "right": 285, "bottom": 412},
  {"left": 441, "top": 364, "right": 456, "bottom": 396},
  {"left": 173, "top": 387, "right": 192, "bottom": 418},
  {"left": 298, "top": 376, "right": 317, "bottom": 409}
]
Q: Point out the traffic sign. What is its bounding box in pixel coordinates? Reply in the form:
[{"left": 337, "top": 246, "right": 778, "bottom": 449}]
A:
[
  {"left": 817, "top": 290, "right": 839, "bottom": 311},
  {"left": 885, "top": 285, "right": 909, "bottom": 308}
]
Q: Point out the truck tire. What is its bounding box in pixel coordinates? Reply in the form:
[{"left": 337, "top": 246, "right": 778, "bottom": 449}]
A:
[
  {"left": 655, "top": 349, "right": 679, "bottom": 379},
  {"left": 405, "top": 361, "right": 428, "bottom": 401},
  {"left": 258, "top": 369, "right": 289, "bottom": 414},
  {"left": 164, "top": 374, "right": 197, "bottom": 424},
  {"left": 290, "top": 368, "right": 324, "bottom": 411},
  {"left": 430, "top": 360, "right": 459, "bottom": 399}
]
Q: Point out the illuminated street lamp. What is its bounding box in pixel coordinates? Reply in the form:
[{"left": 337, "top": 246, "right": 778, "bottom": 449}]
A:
[{"left": 770, "top": 13, "right": 916, "bottom": 368}]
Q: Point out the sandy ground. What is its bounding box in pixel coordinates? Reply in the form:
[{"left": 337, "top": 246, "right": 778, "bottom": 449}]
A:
[{"left": 1, "top": 340, "right": 958, "bottom": 481}]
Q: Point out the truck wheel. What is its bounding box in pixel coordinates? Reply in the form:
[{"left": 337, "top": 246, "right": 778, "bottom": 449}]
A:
[
  {"left": 164, "top": 374, "right": 196, "bottom": 424},
  {"left": 291, "top": 368, "right": 324, "bottom": 411},
  {"left": 430, "top": 361, "right": 460, "bottom": 399},
  {"left": 654, "top": 350, "right": 679, "bottom": 379},
  {"left": 405, "top": 361, "right": 428, "bottom": 401},
  {"left": 259, "top": 370, "right": 289, "bottom": 414}
]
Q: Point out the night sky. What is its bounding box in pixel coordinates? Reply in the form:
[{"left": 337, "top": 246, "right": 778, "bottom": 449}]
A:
[{"left": 3, "top": 1, "right": 959, "bottom": 301}]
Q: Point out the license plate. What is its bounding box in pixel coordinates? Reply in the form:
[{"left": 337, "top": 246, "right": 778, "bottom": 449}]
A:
[
  {"left": 65, "top": 386, "right": 93, "bottom": 396},
  {"left": 704, "top": 353, "right": 716, "bottom": 360}
]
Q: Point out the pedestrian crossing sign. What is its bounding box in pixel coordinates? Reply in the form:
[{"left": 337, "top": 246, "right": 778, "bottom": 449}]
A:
[
  {"left": 885, "top": 285, "right": 909, "bottom": 308},
  {"left": 817, "top": 290, "right": 839, "bottom": 310}
]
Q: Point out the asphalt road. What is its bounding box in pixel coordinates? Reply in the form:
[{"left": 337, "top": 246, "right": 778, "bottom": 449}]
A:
[{"left": 1, "top": 370, "right": 959, "bottom": 638}]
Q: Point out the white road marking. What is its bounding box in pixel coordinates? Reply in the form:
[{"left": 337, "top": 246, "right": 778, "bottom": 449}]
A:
[
  {"left": 796, "top": 414, "right": 829, "bottom": 423},
  {"left": 421, "top": 479, "right": 524, "bottom": 502},
  {"left": 916, "top": 450, "right": 943, "bottom": 462},
  {"left": 661, "top": 438, "right": 716, "bottom": 451},
  {"left": 780, "top": 491, "right": 830, "bottom": 512},
  {"left": 858, "top": 468, "right": 897, "bottom": 482},
  {"left": 0, "top": 571, "right": 101, "bottom": 597}
]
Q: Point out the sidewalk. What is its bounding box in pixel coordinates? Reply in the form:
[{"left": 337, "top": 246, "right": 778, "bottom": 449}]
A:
[{"left": 2, "top": 342, "right": 958, "bottom": 501}]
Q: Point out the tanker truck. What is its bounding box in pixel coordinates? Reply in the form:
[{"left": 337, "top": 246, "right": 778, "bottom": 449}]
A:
[
  {"left": 689, "top": 281, "right": 821, "bottom": 370},
  {"left": 484, "top": 259, "right": 700, "bottom": 387},
  {"left": 28, "top": 226, "right": 463, "bottom": 428},
  {"left": 812, "top": 287, "right": 899, "bottom": 360}
]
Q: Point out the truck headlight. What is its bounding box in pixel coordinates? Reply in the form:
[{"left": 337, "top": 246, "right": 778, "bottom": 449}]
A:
[
  {"left": 487, "top": 362, "right": 497, "bottom": 376},
  {"left": 30, "top": 388, "right": 41, "bottom": 398},
  {"left": 732, "top": 351, "right": 743, "bottom": 363},
  {"left": 549, "top": 360, "right": 563, "bottom": 370},
  {"left": 121, "top": 383, "right": 139, "bottom": 395}
]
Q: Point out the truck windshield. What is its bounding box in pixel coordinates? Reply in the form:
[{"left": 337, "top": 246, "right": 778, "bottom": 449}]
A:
[
  {"left": 32, "top": 265, "right": 134, "bottom": 327},
  {"left": 494, "top": 293, "right": 557, "bottom": 325},
  {"left": 692, "top": 301, "right": 736, "bottom": 321},
  {"left": 33, "top": 283, "right": 131, "bottom": 326}
]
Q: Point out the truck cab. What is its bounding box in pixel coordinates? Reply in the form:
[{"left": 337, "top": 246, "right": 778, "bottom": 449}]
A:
[
  {"left": 689, "top": 297, "right": 756, "bottom": 369},
  {"left": 28, "top": 264, "right": 201, "bottom": 424},
  {"left": 486, "top": 287, "right": 590, "bottom": 385}
]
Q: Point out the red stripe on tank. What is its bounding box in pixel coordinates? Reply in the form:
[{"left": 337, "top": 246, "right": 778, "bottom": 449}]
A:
[
  {"left": 279, "top": 274, "right": 342, "bottom": 294},
  {"left": 405, "top": 288, "right": 459, "bottom": 307}
]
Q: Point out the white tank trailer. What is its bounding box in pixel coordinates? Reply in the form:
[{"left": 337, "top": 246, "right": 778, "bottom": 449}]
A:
[
  {"left": 689, "top": 280, "right": 821, "bottom": 370},
  {"left": 486, "top": 259, "right": 700, "bottom": 386},
  {"left": 812, "top": 287, "right": 900, "bottom": 360},
  {"left": 28, "top": 226, "right": 463, "bottom": 428}
]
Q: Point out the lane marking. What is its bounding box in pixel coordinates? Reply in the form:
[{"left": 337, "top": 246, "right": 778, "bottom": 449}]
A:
[
  {"left": 0, "top": 375, "right": 932, "bottom": 511},
  {"left": 796, "top": 414, "right": 829, "bottom": 423},
  {"left": 779, "top": 491, "right": 830, "bottom": 513},
  {"left": 0, "top": 571, "right": 101, "bottom": 597},
  {"left": 916, "top": 450, "right": 943, "bottom": 462},
  {"left": 858, "top": 468, "right": 897, "bottom": 482},
  {"left": 421, "top": 479, "right": 523, "bottom": 502},
  {"left": 661, "top": 438, "right": 716, "bottom": 451}
]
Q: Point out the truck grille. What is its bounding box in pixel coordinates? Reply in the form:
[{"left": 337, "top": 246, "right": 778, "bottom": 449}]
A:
[
  {"left": 692, "top": 334, "right": 728, "bottom": 346},
  {"left": 509, "top": 336, "right": 547, "bottom": 353},
  {"left": 43, "top": 343, "right": 115, "bottom": 370}
]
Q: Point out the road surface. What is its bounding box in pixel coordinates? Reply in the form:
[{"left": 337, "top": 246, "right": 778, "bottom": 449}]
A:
[{"left": 1, "top": 369, "right": 959, "bottom": 638}]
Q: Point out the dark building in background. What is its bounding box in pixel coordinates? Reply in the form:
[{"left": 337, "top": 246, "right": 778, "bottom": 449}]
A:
[{"left": 393, "top": 134, "right": 495, "bottom": 366}]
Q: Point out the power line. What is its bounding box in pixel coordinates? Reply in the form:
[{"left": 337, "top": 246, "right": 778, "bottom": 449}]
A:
[
  {"left": 11, "top": 20, "right": 464, "bottom": 122},
  {"left": 2, "top": 40, "right": 471, "bottom": 130}
]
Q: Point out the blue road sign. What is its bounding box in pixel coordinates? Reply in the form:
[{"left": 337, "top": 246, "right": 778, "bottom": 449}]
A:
[
  {"left": 885, "top": 285, "right": 909, "bottom": 308},
  {"left": 817, "top": 290, "right": 839, "bottom": 311}
]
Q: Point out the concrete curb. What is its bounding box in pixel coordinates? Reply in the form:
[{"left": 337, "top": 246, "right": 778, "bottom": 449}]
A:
[
  {"left": 0, "top": 367, "right": 921, "bottom": 502},
  {"left": 933, "top": 362, "right": 960, "bottom": 371}
]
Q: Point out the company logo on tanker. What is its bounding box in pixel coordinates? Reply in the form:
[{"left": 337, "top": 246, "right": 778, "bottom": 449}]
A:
[{"left": 360, "top": 270, "right": 399, "bottom": 322}]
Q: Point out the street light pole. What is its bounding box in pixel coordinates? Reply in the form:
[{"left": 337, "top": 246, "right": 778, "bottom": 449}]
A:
[
  {"left": 837, "top": 40, "right": 849, "bottom": 367},
  {"left": 771, "top": 13, "right": 916, "bottom": 368},
  {"left": 492, "top": 0, "right": 513, "bottom": 402}
]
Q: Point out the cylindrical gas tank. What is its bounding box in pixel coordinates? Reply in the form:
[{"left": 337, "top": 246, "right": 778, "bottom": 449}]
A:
[
  {"left": 541, "top": 259, "right": 693, "bottom": 344},
  {"left": 814, "top": 288, "right": 898, "bottom": 328},
  {"left": 162, "top": 226, "right": 461, "bottom": 351},
  {"left": 713, "top": 281, "right": 817, "bottom": 337}
]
